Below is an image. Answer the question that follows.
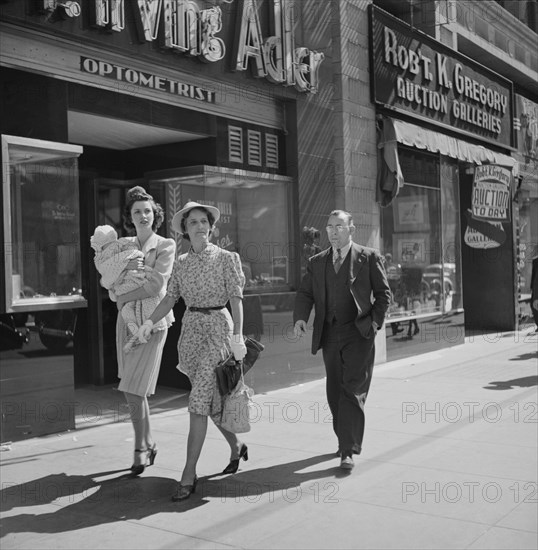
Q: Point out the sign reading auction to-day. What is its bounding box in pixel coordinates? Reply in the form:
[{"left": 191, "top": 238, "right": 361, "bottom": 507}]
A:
[
  {"left": 370, "top": 6, "right": 513, "bottom": 148},
  {"left": 464, "top": 165, "right": 512, "bottom": 249}
]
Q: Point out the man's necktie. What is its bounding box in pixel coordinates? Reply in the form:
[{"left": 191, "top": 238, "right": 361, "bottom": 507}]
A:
[{"left": 334, "top": 249, "right": 343, "bottom": 273}]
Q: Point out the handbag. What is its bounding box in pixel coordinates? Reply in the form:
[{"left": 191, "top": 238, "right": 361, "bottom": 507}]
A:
[
  {"left": 215, "top": 336, "right": 264, "bottom": 396},
  {"left": 220, "top": 366, "right": 254, "bottom": 434}
]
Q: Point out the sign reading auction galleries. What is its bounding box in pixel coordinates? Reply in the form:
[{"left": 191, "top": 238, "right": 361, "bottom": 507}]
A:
[{"left": 370, "top": 6, "right": 514, "bottom": 148}]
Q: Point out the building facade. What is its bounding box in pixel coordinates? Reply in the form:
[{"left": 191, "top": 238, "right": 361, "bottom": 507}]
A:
[
  {"left": 0, "top": 0, "right": 336, "bottom": 440},
  {"left": 370, "top": 0, "right": 537, "bottom": 360},
  {"left": 1, "top": 0, "right": 536, "bottom": 440}
]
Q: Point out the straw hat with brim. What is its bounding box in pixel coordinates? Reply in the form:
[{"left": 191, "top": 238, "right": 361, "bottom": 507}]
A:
[{"left": 171, "top": 201, "right": 221, "bottom": 233}]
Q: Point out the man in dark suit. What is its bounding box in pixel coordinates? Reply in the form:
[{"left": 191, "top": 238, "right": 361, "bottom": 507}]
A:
[{"left": 293, "top": 210, "right": 391, "bottom": 470}]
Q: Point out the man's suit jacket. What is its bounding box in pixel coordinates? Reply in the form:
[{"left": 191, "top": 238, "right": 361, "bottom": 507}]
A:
[{"left": 293, "top": 242, "right": 392, "bottom": 354}]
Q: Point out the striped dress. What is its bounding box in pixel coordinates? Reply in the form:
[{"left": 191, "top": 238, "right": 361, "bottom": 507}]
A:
[{"left": 115, "top": 233, "right": 176, "bottom": 397}]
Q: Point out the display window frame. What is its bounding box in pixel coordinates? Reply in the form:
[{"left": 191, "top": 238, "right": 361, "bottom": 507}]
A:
[
  {"left": 1, "top": 134, "right": 87, "bottom": 312},
  {"left": 381, "top": 146, "right": 463, "bottom": 323}
]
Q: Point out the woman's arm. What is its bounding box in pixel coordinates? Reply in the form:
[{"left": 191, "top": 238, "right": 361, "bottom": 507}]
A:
[
  {"left": 137, "top": 294, "right": 176, "bottom": 342},
  {"left": 116, "top": 239, "right": 175, "bottom": 308},
  {"left": 229, "top": 295, "right": 244, "bottom": 336},
  {"left": 224, "top": 251, "right": 247, "bottom": 359},
  {"left": 229, "top": 294, "right": 246, "bottom": 360},
  {"left": 148, "top": 294, "right": 176, "bottom": 325},
  {"left": 116, "top": 284, "right": 152, "bottom": 309}
]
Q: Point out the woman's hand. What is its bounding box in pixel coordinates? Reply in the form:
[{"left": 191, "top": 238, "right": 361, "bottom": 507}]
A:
[
  {"left": 138, "top": 320, "right": 154, "bottom": 343},
  {"left": 230, "top": 334, "right": 247, "bottom": 361},
  {"left": 126, "top": 257, "right": 144, "bottom": 271}
]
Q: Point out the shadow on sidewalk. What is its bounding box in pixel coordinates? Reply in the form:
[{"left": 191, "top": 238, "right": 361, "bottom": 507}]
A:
[
  {"left": 198, "top": 452, "right": 349, "bottom": 501},
  {"left": 483, "top": 375, "right": 538, "bottom": 390},
  {"left": 0, "top": 454, "right": 345, "bottom": 535},
  {"left": 509, "top": 351, "right": 538, "bottom": 361},
  {"left": 0, "top": 469, "right": 206, "bottom": 536}
]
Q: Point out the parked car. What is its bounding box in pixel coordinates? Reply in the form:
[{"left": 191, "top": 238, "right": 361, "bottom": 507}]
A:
[
  {"left": 0, "top": 314, "right": 29, "bottom": 351},
  {"left": 422, "top": 263, "right": 456, "bottom": 297}
]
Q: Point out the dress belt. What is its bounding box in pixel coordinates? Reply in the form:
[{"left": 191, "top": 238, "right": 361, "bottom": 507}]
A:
[{"left": 188, "top": 306, "right": 225, "bottom": 314}]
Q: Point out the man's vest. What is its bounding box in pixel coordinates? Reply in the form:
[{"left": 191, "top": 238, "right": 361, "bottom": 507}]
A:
[{"left": 325, "top": 252, "right": 357, "bottom": 324}]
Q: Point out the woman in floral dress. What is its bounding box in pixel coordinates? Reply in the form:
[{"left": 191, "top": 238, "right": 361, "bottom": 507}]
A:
[{"left": 137, "top": 201, "right": 248, "bottom": 501}]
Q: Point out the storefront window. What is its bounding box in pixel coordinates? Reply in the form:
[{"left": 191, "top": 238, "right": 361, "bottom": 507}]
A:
[
  {"left": 2, "top": 135, "right": 85, "bottom": 311},
  {"left": 146, "top": 166, "right": 295, "bottom": 293},
  {"left": 381, "top": 148, "right": 462, "bottom": 323},
  {"left": 518, "top": 190, "right": 538, "bottom": 297}
]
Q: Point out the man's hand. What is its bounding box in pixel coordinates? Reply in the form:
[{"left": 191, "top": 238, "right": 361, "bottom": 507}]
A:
[
  {"left": 294, "top": 320, "right": 307, "bottom": 338},
  {"left": 230, "top": 334, "right": 247, "bottom": 360},
  {"left": 372, "top": 320, "right": 380, "bottom": 334}
]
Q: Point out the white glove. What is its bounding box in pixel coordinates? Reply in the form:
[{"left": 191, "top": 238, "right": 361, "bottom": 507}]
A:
[
  {"left": 137, "top": 320, "right": 154, "bottom": 343},
  {"left": 230, "top": 334, "right": 247, "bottom": 361}
]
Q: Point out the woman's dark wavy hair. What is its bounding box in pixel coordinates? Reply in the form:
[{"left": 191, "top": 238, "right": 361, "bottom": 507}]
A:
[
  {"left": 123, "top": 186, "right": 164, "bottom": 234},
  {"left": 180, "top": 207, "right": 216, "bottom": 242}
]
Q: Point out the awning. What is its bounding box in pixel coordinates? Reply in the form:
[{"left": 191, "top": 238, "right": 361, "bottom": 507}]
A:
[{"left": 376, "top": 117, "right": 518, "bottom": 206}]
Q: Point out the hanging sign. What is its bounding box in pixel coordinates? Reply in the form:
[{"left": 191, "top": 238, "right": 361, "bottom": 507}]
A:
[
  {"left": 370, "top": 6, "right": 513, "bottom": 147},
  {"left": 464, "top": 164, "right": 512, "bottom": 249},
  {"left": 83, "top": 0, "right": 323, "bottom": 94}
]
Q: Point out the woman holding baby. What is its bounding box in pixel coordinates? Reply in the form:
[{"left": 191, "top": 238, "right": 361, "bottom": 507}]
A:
[{"left": 94, "top": 186, "right": 176, "bottom": 476}]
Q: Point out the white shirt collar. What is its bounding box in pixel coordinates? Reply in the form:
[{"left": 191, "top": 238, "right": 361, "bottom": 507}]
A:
[{"left": 333, "top": 241, "right": 351, "bottom": 260}]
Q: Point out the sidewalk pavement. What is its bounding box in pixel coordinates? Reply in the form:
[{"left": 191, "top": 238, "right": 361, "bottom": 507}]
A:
[{"left": 1, "top": 329, "right": 537, "bottom": 550}]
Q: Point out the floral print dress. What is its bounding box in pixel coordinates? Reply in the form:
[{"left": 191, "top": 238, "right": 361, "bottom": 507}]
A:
[{"left": 166, "top": 243, "right": 245, "bottom": 421}]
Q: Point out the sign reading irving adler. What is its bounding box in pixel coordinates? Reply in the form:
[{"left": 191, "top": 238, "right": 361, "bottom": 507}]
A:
[
  {"left": 82, "top": 0, "right": 324, "bottom": 94},
  {"left": 370, "top": 6, "right": 513, "bottom": 148}
]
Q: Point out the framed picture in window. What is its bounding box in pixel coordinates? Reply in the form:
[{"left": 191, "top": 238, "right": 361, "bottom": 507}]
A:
[
  {"left": 393, "top": 196, "right": 430, "bottom": 232},
  {"left": 394, "top": 233, "right": 429, "bottom": 265}
]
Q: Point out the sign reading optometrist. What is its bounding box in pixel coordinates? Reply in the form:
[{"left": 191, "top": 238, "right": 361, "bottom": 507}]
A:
[
  {"left": 369, "top": 6, "right": 514, "bottom": 148},
  {"left": 81, "top": 0, "right": 323, "bottom": 94},
  {"left": 464, "top": 164, "right": 512, "bottom": 249}
]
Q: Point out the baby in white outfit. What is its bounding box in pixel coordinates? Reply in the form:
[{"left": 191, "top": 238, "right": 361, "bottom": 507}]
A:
[{"left": 91, "top": 225, "right": 158, "bottom": 352}]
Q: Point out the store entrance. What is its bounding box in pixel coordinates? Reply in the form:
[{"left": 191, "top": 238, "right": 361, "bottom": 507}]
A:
[{"left": 71, "top": 91, "right": 216, "bottom": 387}]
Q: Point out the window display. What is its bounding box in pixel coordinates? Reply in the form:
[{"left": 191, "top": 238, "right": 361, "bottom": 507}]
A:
[
  {"left": 2, "top": 135, "right": 85, "bottom": 311},
  {"left": 381, "top": 148, "right": 462, "bottom": 324},
  {"left": 147, "top": 166, "right": 294, "bottom": 293}
]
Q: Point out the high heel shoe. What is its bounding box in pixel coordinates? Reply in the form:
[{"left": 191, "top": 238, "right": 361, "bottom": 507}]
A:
[
  {"left": 130, "top": 449, "right": 148, "bottom": 477},
  {"left": 222, "top": 443, "right": 248, "bottom": 474},
  {"left": 148, "top": 443, "right": 158, "bottom": 466},
  {"left": 171, "top": 476, "right": 198, "bottom": 501}
]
